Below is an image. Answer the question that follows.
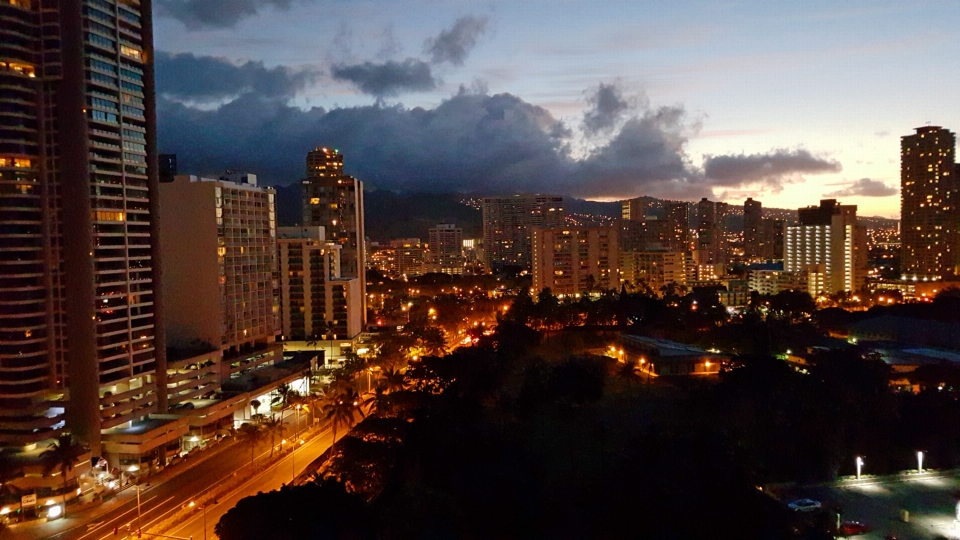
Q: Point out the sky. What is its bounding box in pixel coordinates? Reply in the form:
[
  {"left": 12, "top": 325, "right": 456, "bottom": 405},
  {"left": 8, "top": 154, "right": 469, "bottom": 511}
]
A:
[{"left": 152, "top": 0, "right": 960, "bottom": 218}]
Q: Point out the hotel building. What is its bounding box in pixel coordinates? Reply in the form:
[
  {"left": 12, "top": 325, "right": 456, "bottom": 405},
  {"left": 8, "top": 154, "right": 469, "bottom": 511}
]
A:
[{"left": 784, "top": 199, "right": 867, "bottom": 295}]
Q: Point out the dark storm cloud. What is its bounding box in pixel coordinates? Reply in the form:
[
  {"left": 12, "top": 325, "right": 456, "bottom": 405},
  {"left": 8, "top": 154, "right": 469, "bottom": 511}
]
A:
[
  {"left": 330, "top": 59, "right": 437, "bottom": 97},
  {"left": 158, "top": 0, "right": 307, "bottom": 30},
  {"left": 582, "top": 82, "right": 633, "bottom": 135},
  {"left": 825, "top": 178, "right": 897, "bottom": 197},
  {"left": 158, "top": 87, "right": 704, "bottom": 198},
  {"left": 425, "top": 16, "right": 489, "bottom": 66},
  {"left": 702, "top": 149, "right": 841, "bottom": 191},
  {"left": 156, "top": 52, "right": 319, "bottom": 102}
]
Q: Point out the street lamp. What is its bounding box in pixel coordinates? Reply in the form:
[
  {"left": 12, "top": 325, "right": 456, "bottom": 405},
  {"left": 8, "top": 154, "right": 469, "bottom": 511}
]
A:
[
  {"left": 917, "top": 451, "right": 924, "bottom": 473},
  {"left": 855, "top": 456, "right": 863, "bottom": 480},
  {"left": 190, "top": 501, "right": 210, "bottom": 540}
]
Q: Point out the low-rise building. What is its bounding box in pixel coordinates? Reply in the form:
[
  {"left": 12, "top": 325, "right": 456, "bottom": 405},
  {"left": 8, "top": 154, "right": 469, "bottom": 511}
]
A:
[{"left": 619, "top": 335, "right": 725, "bottom": 377}]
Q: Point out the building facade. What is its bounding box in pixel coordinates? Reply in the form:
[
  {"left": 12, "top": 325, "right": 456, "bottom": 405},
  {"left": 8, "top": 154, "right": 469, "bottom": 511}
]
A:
[
  {"left": 277, "top": 227, "right": 362, "bottom": 342},
  {"left": 784, "top": 199, "right": 867, "bottom": 295},
  {"left": 302, "top": 148, "right": 366, "bottom": 323},
  {"left": 531, "top": 226, "right": 619, "bottom": 295},
  {"left": 900, "top": 126, "right": 958, "bottom": 279},
  {"left": 159, "top": 174, "right": 281, "bottom": 380},
  {"left": 695, "top": 198, "right": 726, "bottom": 267},
  {"left": 0, "top": 0, "right": 165, "bottom": 454},
  {"left": 426, "top": 224, "right": 464, "bottom": 275},
  {"left": 482, "top": 195, "right": 564, "bottom": 271},
  {"left": 743, "top": 198, "right": 762, "bottom": 260},
  {"left": 620, "top": 250, "right": 686, "bottom": 294}
]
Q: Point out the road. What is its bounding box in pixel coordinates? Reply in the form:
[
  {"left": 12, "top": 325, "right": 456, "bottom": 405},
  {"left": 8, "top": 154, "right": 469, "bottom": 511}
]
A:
[
  {"left": 163, "top": 426, "right": 334, "bottom": 540},
  {"left": 6, "top": 410, "right": 317, "bottom": 540}
]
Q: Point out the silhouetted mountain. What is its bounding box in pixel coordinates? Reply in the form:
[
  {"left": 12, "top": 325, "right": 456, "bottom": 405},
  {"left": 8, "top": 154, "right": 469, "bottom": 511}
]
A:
[{"left": 272, "top": 182, "right": 898, "bottom": 240}]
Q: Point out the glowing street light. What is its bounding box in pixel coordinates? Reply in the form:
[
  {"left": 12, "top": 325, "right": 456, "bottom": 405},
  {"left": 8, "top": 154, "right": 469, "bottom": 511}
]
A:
[
  {"left": 917, "top": 451, "right": 924, "bottom": 473},
  {"left": 855, "top": 456, "right": 863, "bottom": 480}
]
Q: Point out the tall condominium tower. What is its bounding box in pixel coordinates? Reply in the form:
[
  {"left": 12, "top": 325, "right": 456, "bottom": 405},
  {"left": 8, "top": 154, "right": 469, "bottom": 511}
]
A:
[
  {"left": 665, "top": 202, "right": 691, "bottom": 252},
  {"left": 0, "top": 0, "right": 163, "bottom": 453},
  {"left": 302, "top": 148, "right": 366, "bottom": 325},
  {"left": 277, "top": 227, "right": 362, "bottom": 342},
  {"left": 531, "top": 226, "right": 619, "bottom": 296},
  {"left": 784, "top": 199, "right": 867, "bottom": 295},
  {"left": 695, "top": 198, "right": 725, "bottom": 267},
  {"left": 901, "top": 126, "right": 958, "bottom": 278},
  {"left": 743, "top": 198, "right": 762, "bottom": 260},
  {"left": 482, "top": 194, "right": 564, "bottom": 271},
  {"left": 426, "top": 224, "right": 465, "bottom": 275}
]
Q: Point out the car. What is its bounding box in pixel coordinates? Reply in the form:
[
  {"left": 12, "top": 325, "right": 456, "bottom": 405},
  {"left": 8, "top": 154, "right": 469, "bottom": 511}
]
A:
[
  {"left": 838, "top": 521, "right": 870, "bottom": 536},
  {"left": 788, "top": 499, "right": 822, "bottom": 512}
]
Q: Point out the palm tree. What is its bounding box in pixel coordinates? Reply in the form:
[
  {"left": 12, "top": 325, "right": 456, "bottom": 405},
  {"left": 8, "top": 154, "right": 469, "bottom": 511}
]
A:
[
  {"left": 237, "top": 423, "right": 265, "bottom": 466},
  {"left": 260, "top": 416, "right": 287, "bottom": 458},
  {"left": 362, "top": 386, "right": 390, "bottom": 417},
  {"left": 41, "top": 434, "right": 86, "bottom": 515},
  {"left": 249, "top": 399, "right": 261, "bottom": 418},
  {"left": 322, "top": 394, "right": 365, "bottom": 446},
  {"left": 380, "top": 367, "right": 407, "bottom": 393}
]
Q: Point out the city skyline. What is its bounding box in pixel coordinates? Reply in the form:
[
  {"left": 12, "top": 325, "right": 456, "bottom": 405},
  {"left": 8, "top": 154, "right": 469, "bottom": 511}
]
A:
[{"left": 152, "top": 0, "right": 960, "bottom": 218}]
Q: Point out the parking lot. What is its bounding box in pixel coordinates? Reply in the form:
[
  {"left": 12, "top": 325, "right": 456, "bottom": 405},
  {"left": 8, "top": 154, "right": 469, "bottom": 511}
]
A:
[{"left": 782, "top": 475, "right": 960, "bottom": 539}]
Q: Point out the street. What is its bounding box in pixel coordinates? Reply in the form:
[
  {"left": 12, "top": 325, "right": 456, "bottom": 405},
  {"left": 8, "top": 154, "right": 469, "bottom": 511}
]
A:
[
  {"left": 5, "top": 409, "right": 320, "bottom": 540},
  {"left": 164, "top": 427, "right": 334, "bottom": 540}
]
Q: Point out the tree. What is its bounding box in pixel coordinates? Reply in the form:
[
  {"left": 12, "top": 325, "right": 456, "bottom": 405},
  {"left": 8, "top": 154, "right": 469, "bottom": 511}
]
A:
[
  {"left": 380, "top": 367, "right": 407, "bottom": 393},
  {"left": 237, "top": 423, "right": 265, "bottom": 466},
  {"left": 0, "top": 452, "right": 21, "bottom": 497},
  {"left": 249, "top": 399, "right": 261, "bottom": 418},
  {"left": 363, "top": 386, "right": 390, "bottom": 417},
  {"left": 261, "top": 416, "right": 287, "bottom": 458},
  {"left": 323, "top": 394, "right": 365, "bottom": 446},
  {"left": 271, "top": 383, "right": 300, "bottom": 417},
  {"left": 41, "top": 434, "right": 86, "bottom": 514}
]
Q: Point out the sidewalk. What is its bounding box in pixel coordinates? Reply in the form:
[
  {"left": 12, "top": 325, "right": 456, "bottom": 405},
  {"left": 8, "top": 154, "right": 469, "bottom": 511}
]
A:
[{"left": 3, "top": 438, "right": 239, "bottom": 540}]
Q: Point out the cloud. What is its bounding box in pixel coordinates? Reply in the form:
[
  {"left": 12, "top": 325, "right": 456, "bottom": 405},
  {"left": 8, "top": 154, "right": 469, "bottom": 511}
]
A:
[
  {"left": 825, "top": 178, "right": 897, "bottom": 197},
  {"left": 158, "top": 82, "right": 705, "bottom": 199},
  {"left": 156, "top": 51, "right": 319, "bottom": 102},
  {"left": 157, "top": 0, "right": 306, "bottom": 30},
  {"left": 702, "top": 149, "right": 842, "bottom": 191},
  {"left": 581, "top": 81, "right": 635, "bottom": 135},
  {"left": 874, "top": 130, "right": 890, "bottom": 138},
  {"left": 330, "top": 59, "right": 436, "bottom": 97},
  {"left": 424, "top": 16, "right": 489, "bottom": 66}
]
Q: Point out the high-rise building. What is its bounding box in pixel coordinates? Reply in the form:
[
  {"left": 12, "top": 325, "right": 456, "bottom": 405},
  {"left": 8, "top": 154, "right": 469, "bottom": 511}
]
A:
[
  {"left": 482, "top": 195, "right": 564, "bottom": 271},
  {"left": 784, "top": 199, "right": 867, "bottom": 295},
  {"left": 159, "top": 174, "right": 281, "bottom": 378},
  {"left": 391, "top": 238, "right": 426, "bottom": 277},
  {"left": 0, "top": 0, "right": 164, "bottom": 455},
  {"left": 302, "top": 148, "right": 366, "bottom": 323},
  {"left": 696, "top": 198, "right": 725, "bottom": 267},
  {"left": 620, "top": 250, "right": 687, "bottom": 294},
  {"left": 620, "top": 219, "right": 672, "bottom": 252},
  {"left": 426, "top": 224, "right": 464, "bottom": 275},
  {"left": 743, "top": 198, "right": 763, "bottom": 259},
  {"left": 900, "top": 126, "right": 958, "bottom": 278},
  {"left": 277, "top": 227, "right": 362, "bottom": 342},
  {"left": 760, "top": 218, "right": 785, "bottom": 261},
  {"left": 665, "top": 202, "right": 691, "bottom": 252},
  {"left": 531, "top": 226, "right": 619, "bottom": 295},
  {"left": 621, "top": 197, "right": 648, "bottom": 221}
]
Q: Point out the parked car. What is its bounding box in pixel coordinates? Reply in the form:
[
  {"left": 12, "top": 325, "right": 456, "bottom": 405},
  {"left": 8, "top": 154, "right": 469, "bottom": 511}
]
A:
[
  {"left": 838, "top": 521, "right": 870, "bottom": 536},
  {"left": 788, "top": 499, "right": 822, "bottom": 512}
]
